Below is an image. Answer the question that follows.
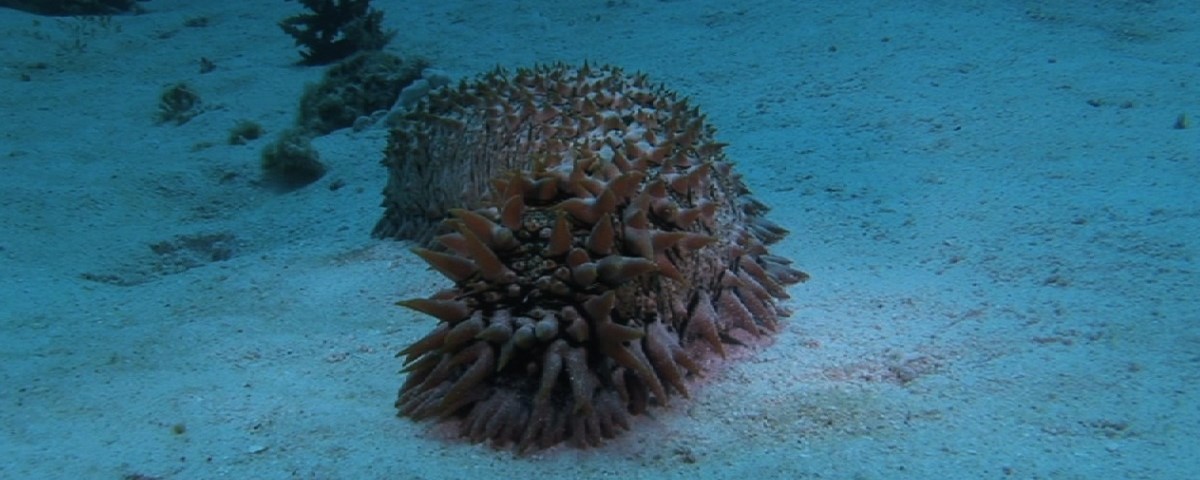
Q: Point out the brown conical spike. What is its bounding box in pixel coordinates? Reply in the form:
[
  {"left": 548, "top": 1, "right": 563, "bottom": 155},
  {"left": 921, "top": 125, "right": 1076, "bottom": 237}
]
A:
[
  {"left": 577, "top": 116, "right": 597, "bottom": 136},
  {"left": 696, "top": 142, "right": 727, "bottom": 158},
  {"left": 399, "top": 350, "right": 440, "bottom": 376},
  {"left": 397, "top": 322, "right": 450, "bottom": 364},
  {"left": 530, "top": 177, "right": 559, "bottom": 201},
  {"left": 576, "top": 174, "right": 607, "bottom": 198},
  {"left": 750, "top": 217, "right": 790, "bottom": 244},
  {"left": 580, "top": 98, "right": 598, "bottom": 116},
  {"left": 437, "top": 342, "right": 495, "bottom": 418},
  {"left": 601, "top": 112, "right": 624, "bottom": 132},
  {"left": 668, "top": 150, "right": 692, "bottom": 169},
  {"left": 735, "top": 284, "right": 778, "bottom": 332},
  {"left": 642, "top": 126, "right": 659, "bottom": 146},
  {"left": 592, "top": 321, "right": 645, "bottom": 368},
  {"left": 623, "top": 225, "right": 654, "bottom": 259},
  {"left": 686, "top": 292, "right": 725, "bottom": 358},
  {"left": 504, "top": 172, "right": 534, "bottom": 199},
  {"left": 435, "top": 233, "right": 470, "bottom": 256},
  {"left": 654, "top": 254, "right": 685, "bottom": 283},
  {"left": 601, "top": 331, "right": 665, "bottom": 405},
  {"left": 644, "top": 179, "right": 668, "bottom": 198},
  {"left": 586, "top": 214, "right": 615, "bottom": 255},
  {"left": 556, "top": 188, "right": 616, "bottom": 225},
  {"left": 397, "top": 374, "right": 442, "bottom": 417},
  {"left": 444, "top": 312, "right": 486, "bottom": 349},
  {"left": 597, "top": 160, "right": 623, "bottom": 182},
  {"left": 738, "top": 257, "right": 789, "bottom": 299},
  {"left": 738, "top": 195, "right": 769, "bottom": 216},
  {"left": 644, "top": 321, "right": 689, "bottom": 398},
  {"left": 566, "top": 247, "right": 591, "bottom": 268},
  {"left": 729, "top": 267, "right": 771, "bottom": 301},
  {"left": 566, "top": 158, "right": 588, "bottom": 189},
  {"left": 591, "top": 187, "right": 619, "bottom": 217},
  {"left": 535, "top": 106, "right": 559, "bottom": 123},
  {"left": 583, "top": 291, "right": 615, "bottom": 322},
  {"left": 448, "top": 211, "right": 489, "bottom": 237},
  {"left": 648, "top": 143, "right": 671, "bottom": 165},
  {"left": 412, "top": 247, "right": 477, "bottom": 283},
  {"left": 762, "top": 256, "right": 809, "bottom": 284},
  {"left": 623, "top": 203, "right": 650, "bottom": 229},
  {"left": 649, "top": 231, "right": 689, "bottom": 252},
  {"left": 610, "top": 149, "right": 632, "bottom": 172},
  {"left": 500, "top": 194, "right": 525, "bottom": 231},
  {"left": 596, "top": 255, "right": 658, "bottom": 284},
  {"left": 673, "top": 205, "right": 703, "bottom": 228},
  {"left": 451, "top": 208, "right": 517, "bottom": 251},
  {"left": 623, "top": 137, "right": 645, "bottom": 160},
  {"left": 716, "top": 289, "right": 761, "bottom": 337},
  {"left": 661, "top": 113, "right": 679, "bottom": 132},
  {"left": 677, "top": 233, "right": 718, "bottom": 251},
  {"left": 397, "top": 298, "right": 471, "bottom": 324},
  {"left": 547, "top": 213, "right": 573, "bottom": 257},
  {"left": 667, "top": 173, "right": 690, "bottom": 195},
  {"left": 685, "top": 163, "right": 712, "bottom": 191},
  {"left": 457, "top": 224, "right": 516, "bottom": 283},
  {"left": 605, "top": 171, "right": 645, "bottom": 201}
]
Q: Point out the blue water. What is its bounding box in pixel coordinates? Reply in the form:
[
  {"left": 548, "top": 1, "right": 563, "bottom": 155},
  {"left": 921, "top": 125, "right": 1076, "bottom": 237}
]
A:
[{"left": 0, "top": 1, "right": 1196, "bottom": 478}]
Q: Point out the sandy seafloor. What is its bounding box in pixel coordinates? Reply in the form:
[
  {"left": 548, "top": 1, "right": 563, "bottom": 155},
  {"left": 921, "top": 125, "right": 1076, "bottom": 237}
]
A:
[{"left": 1, "top": 0, "right": 1198, "bottom": 478}]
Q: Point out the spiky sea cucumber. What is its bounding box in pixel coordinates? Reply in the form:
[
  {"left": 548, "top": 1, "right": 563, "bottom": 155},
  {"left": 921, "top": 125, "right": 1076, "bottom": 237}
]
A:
[{"left": 375, "top": 63, "right": 807, "bottom": 452}]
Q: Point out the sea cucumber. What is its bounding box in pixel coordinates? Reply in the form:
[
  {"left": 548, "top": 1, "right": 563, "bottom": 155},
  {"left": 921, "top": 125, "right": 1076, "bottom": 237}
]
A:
[{"left": 375, "top": 63, "right": 807, "bottom": 452}]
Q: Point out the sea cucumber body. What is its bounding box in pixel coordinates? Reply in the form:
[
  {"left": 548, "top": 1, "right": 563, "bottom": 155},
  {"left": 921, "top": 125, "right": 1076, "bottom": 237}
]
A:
[{"left": 379, "top": 64, "right": 806, "bottom": 452}]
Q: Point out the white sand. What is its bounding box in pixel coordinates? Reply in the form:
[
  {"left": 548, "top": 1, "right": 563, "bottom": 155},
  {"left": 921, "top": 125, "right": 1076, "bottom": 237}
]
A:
[{"left": 2, "top": 0, "right": 1197, "bottom": 478}]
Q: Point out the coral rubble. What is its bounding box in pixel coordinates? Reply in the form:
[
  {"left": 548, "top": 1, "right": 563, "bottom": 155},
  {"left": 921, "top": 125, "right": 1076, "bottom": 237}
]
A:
[
  {"left": 260, "top": 128, "right": 325, "bottom": 191},
  {"left": 0, "top": 0, "right": 142, "bottom": 16},
  {"left": 278, "top": 0, "right": 394, "bottom": 65},
  {"left": 296, "top": 51, "right": 426, "bottom": 135},
  {"left": 155, "top": 82, "right": 201, "bottom": 126},
  {"left": 380, "top": 63, "right": 807, "bottom": 452}
]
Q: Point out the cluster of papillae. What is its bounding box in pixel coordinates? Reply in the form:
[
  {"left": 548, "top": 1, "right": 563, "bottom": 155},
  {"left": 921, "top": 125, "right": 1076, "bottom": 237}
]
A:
[{"left": 381, "top": 63, "right": 807, "bottom": 452}]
